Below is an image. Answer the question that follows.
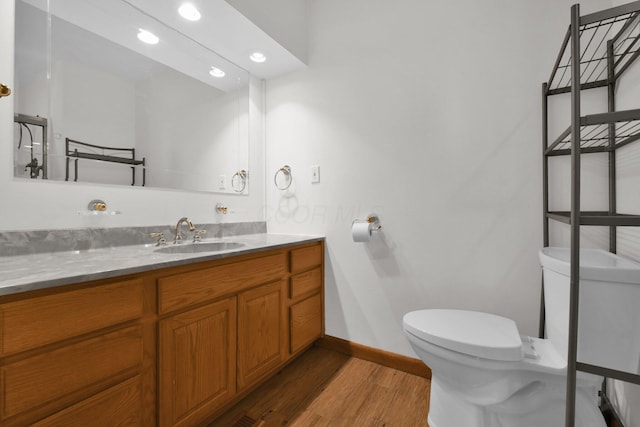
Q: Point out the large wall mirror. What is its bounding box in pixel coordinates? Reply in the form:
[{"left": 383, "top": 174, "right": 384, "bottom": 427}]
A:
[{"left": 13, "top": 0, "right": 250, "bottom": 194}]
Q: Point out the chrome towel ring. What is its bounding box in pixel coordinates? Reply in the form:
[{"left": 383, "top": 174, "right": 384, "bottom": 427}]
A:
[
  {"left": 274, "top": 165, "right": 292, "bottom": 190},
  {"left": 232, "top": 169, "right": 247, "bottom": 192}
]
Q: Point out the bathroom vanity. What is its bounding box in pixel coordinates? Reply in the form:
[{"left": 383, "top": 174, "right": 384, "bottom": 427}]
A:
[{"left": 0, "top": 236, "right": 324, "bottom": 427}]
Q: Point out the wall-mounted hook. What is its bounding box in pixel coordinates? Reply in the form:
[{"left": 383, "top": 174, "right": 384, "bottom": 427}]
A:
[
  {"left": 216, "top": 203, "right": 228, "bottom": 214},
  {"left": 0, "top": 84, "right": 11, "bottom": 98},
  {"left": 88, "top": 199, "right": 107, "bottom": 211}
]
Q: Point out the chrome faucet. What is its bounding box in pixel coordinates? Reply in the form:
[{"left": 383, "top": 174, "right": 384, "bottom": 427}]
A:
[{"left": 173, "top": 217, "right": 195, "bottom": 244}]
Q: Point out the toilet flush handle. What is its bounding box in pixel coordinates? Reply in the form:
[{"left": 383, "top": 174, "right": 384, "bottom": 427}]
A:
[{"left": 522, "top": 339, "right": 539, "bottom": 360}]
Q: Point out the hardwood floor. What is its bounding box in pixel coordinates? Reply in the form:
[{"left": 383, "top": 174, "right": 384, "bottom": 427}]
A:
[{"left": 209, "top": 346, "right": 431, "bottom": 427}]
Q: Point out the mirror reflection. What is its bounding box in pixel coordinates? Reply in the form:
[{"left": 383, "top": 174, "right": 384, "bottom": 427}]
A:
[{"left": 13, "top": 0, "right": 250, "bottom": 194}]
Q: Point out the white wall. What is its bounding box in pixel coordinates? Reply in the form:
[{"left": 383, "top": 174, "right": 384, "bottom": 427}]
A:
[
  {"left": 0, "top": 0, "right": 265, "bottom": 231},
  {"left": 266, "top": 0, "right": 601, "bottom": 357},
  {"left": 264, "top": 0, "right": 640, "bottom": 425}
]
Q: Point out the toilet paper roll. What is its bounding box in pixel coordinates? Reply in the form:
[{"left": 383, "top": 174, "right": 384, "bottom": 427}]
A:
[{"left": 352, "top": 221, "right": 372, "bottom": 242}]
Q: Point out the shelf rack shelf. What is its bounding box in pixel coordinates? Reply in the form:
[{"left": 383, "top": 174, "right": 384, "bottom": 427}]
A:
[
  {"left": 547, "top": 2, "right": 640, "bottom": 95},
  {"left": 543, "top": 2, "right": 640, "bottom": 426},
  {"left": 546, "top": 211, "right": 640, "bottom": 226},
  {"left": 546, "top": 109, "right": 640, "bottom": 156},
  {"left": 65, "top": 138, "right": 146, "bottom": 186}
]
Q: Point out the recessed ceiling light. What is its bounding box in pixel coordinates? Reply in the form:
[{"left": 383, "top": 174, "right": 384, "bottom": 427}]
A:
[
  {"left": 210, "top": 67, "right": 225, "bottom": 78},
  {"left": 178, "top": 3, "right": 201, "bottom": 21},
  {"left": 249, "top": 52, "right": 266, "bottom": 63},
  {"left": 137, "top": 29, "right": 159, "bottom": 45}
]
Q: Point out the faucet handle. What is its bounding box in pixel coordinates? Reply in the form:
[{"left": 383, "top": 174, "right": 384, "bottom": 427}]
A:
[
  {"left": 149, "top": 232, "right": 167, "bottom": 246},
  {"left": 192, "top": 229, "right": 207, "bottom": 243}
]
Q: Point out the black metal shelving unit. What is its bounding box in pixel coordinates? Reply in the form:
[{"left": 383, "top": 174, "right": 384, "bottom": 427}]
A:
[
  {"left": 65, "top": 138, "right": 146, "bottom": 186},
  {"left": 542, "top": 2, "right": 640, "bottom": 426},
  {"left": 14, "top": 113, "right": 48, "bottom": 179}
]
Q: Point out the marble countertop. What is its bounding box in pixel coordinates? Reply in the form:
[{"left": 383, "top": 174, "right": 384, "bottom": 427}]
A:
[{"left": 0, "top": 234, "right": 323, "bottom": 296}]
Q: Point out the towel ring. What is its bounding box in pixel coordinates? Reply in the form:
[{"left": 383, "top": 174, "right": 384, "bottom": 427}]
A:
[
  {"left": 231, "top": 169, "right": 247, "bottom": 192},
  {"left": 274, "top": 165, "right": 292, "bottom": 190}
]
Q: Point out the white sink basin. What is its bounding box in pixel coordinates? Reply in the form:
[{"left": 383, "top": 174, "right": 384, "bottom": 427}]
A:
[{"left": 154, "top": 241, "right": 245, "bottom": 254}]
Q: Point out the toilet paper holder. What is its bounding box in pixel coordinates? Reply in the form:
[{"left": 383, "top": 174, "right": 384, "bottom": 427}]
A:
[
  {"left": 359, "top": 215, "right": 382, "bottom": 231},
  {"left": 351, "top": 214, "right": 382, "bottom": 242}
]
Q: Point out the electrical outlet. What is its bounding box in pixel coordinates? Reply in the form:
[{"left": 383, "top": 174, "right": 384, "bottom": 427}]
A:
[{"left": 311, "top": 165, "right": 320, "bottom": 183}]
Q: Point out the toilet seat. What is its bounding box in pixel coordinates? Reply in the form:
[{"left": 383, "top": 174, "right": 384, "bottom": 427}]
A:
[{"left": 403, "top": 309, "right": 523, "bottom": 362}]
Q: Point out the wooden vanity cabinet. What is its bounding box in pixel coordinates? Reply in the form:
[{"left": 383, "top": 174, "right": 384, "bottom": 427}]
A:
[
  {"left": 157, "top": 241, "right": 323, "bottom": 427},
  {"left": 157, "top": 249, "right": 290, "bottom": 426},
  {"left": 0, "top": 278, "right": 151, "bottom": 427},
  {"left": 0, "top": 239, "right": 324, "bottom": 427}
]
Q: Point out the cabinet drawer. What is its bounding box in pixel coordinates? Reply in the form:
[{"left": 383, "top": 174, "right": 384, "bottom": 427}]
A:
[
  {"left": 31, "top": 376, "right": 142, "bottom": 427},
  {"left": 290, "top": 294, "right": 322, "bottom": 354},
  {"left": 290, "top": 243, "right": 322, "bottom": 273},
  {"left": 0, "top": 279, "right": 144, "bottom": 355},
  {"left": 290, "top": 268, "right": 322, "bottom": 300},
  {"left": 158, "top": 252, "right": 286, "bottom": 314},
  {"left": 2, "top": 325, "right": 143, "bottom": 419}
]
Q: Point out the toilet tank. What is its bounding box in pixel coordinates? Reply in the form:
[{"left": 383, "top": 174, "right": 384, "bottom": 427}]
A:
[{"left": 539, "top": 247, "right": 640, "bottom": 374}]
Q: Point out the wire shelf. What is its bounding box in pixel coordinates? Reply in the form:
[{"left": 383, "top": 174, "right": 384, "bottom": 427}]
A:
[
  {"left": 65, "top": 138, "right": 146, "bottom": 186},
  {"left": 547, "top": 2, "right": 640, "bottom": 94},
  {"left": 545, "top": 108, "right": 640, "bottom": 155},
  {"left": 546, "top": 211, "right": 640, "bottom": 226}
]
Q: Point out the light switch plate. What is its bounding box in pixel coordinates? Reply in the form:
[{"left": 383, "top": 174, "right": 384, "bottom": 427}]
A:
[{"left": 311, "top": 165, "right": 320, "bottom": 183}]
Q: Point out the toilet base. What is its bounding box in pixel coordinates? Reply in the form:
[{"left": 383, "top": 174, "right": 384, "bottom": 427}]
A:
[
  {"left": 428, "top": 378, "right": 485, "bottom": 427},
  {"left": 428, "top": 376, "right": 606, "bottom": 427}
]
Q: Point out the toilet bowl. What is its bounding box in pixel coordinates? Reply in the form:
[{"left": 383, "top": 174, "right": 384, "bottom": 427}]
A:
[
  {"left": 402, "top": 247, "right": 640, "bottom": 427},
  {"left": 403, "top": 309, "right": 604, "bottom": 427}
]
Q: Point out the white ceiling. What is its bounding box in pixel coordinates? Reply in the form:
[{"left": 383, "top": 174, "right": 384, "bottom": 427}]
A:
[
  {"left": 126, "top": 0, "right": 307, "bottom": 79},
  {"left": 19, "top": 0, "right": 306, "bottom": 91}
]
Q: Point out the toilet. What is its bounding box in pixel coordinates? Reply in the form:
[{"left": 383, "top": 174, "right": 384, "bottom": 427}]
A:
[{"left": 403, "top": 247, "right": 640, "bottom": 427}]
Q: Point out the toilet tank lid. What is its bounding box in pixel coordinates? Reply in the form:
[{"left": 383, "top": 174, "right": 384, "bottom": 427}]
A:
[
  {"left": 403, "top": 309, "right": 523, "bottom": 362},
  {"left": 539, "top": 247, "right": 640, "bottom": 284}
]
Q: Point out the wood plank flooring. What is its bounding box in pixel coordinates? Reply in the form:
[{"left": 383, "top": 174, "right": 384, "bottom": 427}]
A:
[{"left": 208, "top": 346, "right": 431, "bottom": 427}]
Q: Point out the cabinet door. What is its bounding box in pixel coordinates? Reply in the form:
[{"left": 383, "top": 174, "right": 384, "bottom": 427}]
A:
[
  {"left": 159, "top": 297, "right": 236, "bottom": 427},
  {"left": 237, "top": 280, "right": 286, "bottom": 390}
]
